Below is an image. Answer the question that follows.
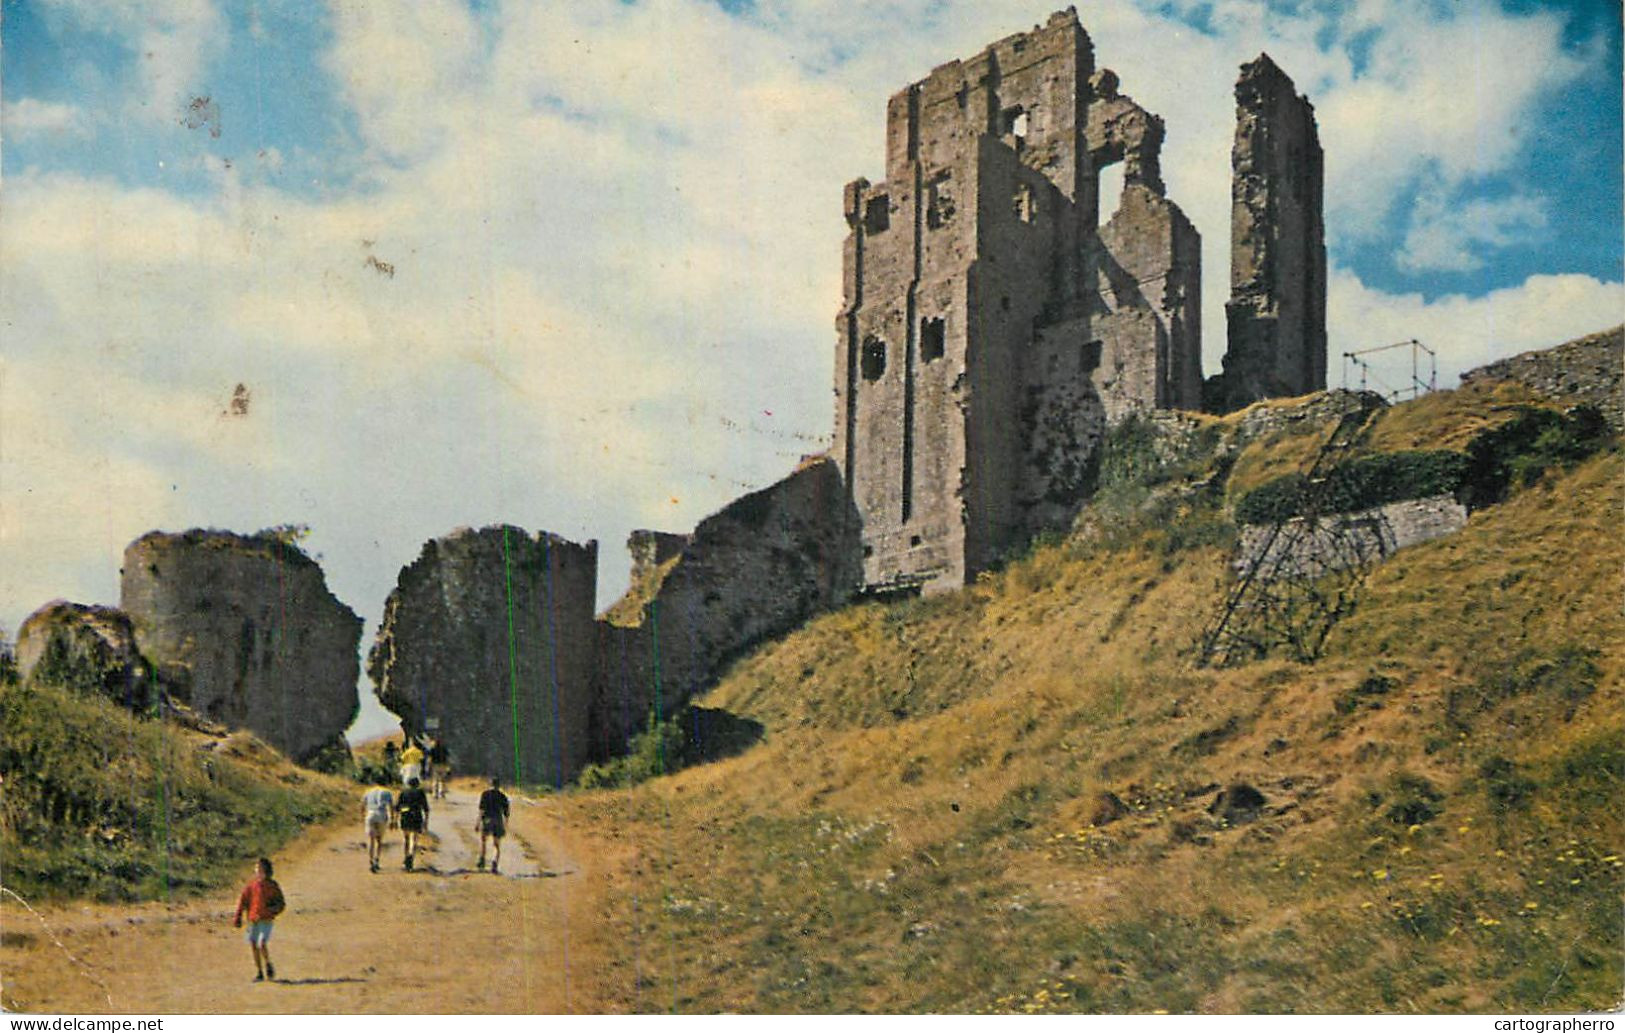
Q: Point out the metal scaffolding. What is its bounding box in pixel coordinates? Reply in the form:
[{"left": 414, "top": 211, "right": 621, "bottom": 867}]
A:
[
  {"left": 1197, "top": 393, "right": 1393, "bottom": 667},
  {"left": 1341, "top": 338, "right": 1437, "bottom": 402}
]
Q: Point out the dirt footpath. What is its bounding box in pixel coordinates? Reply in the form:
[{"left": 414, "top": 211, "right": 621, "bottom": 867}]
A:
[{"left": 0, "top": 783, "right": 615, "bottom": 1014}]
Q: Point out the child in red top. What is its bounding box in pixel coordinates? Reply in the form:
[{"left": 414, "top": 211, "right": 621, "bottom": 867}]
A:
[{"left": 233, "top": 857, "right": 286, "bottom": 982}]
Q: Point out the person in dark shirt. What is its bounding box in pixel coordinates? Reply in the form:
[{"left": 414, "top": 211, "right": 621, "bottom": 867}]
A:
[
  {"left": 397, "top": 778, "right": 430, "bottom": 871},
  {"left": 476, "top": 777, "right": 511, "bottom": 874},
  {"left": 428, "top": 738, "right": 450, "bottom": 799}
]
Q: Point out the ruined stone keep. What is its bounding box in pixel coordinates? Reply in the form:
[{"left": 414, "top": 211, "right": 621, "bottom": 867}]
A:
[
  {"left": 835, "top": 9, "right": 1204, "bottom": 594},
  {"left": 1210, "top": 54, "right": 1327, "bottom": 412}
]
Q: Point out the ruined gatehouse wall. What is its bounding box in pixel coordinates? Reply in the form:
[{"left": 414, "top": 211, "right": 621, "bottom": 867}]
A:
[
  {"left": 594, "top": 457, "right": 860, "bottom": 750},
  {"left": 16, "top": 600, "right": 156, "bottom": 711},
  {"left": 368, "top": 527, "right": 598, "bottom": 785},
  {"left": 120, "top": 530, "right": 361, "bottom": 765}
]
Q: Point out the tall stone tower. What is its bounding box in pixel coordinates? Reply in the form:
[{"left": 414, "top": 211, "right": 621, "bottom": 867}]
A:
[
  {"left": 834, "top": 8, "right": 1201, "bottom": 593},
  {"left": 1212, "top": 53, "right": 1327, "bottom": 412}
]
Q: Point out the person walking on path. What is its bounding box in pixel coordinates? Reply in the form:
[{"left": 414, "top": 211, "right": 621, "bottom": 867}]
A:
[
  {"left": 399, "top": 739, "right": 425, "bottom": 787},
  {"left": 397, "top": 777, "right": 430, "bottom": 871},
  {"left": 362, "top": 781, "right": 396, "bottom": 873},
  {"left": 429, "top": 738, "right": 450, "bottom": 799},
  {"left": 233, "top": 857, "right": 286, "bottom": 982},
  {"left": 476, "top": 777, "right": 511, "bottom": 874}
]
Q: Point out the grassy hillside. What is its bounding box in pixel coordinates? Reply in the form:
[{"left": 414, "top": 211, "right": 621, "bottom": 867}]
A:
[
  {"left": 0, "top": 678, "right": 350, "bottom": 903},
  {"left": 558, "top": 381, "right": 1622, "bottom": 1013}
]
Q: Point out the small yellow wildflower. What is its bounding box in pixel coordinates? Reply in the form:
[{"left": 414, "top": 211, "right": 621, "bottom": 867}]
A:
[
  {"left": 1523, "top": 901, "right": 1539, "bottom": 910},
  {"left": 1361, "top": 901, "right": 1375, "bottom": 910},
  {"left": 1372, "top": 868, "right": 1389, "bottom": 881}
]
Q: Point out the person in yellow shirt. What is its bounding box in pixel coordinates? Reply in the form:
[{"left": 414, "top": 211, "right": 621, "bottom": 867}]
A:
[{"left": 399, "top": 740, "right": 425, "bottom": 786}]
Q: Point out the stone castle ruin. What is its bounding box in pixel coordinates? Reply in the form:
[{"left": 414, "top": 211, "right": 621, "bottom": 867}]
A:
[
  {"left": 1208, "top": 54, "right": 1328, "bottom": 413},
  {"left": 838, "top": 9, "right": 1325, "bottom": 594},
  {"left": 13, "top": 12, "right": 1341, "bottom": 783},
  {"left": 120, "top": 530, "right": 362, "bottom": 765},
  {"left": 369, "top": 457, "right": 857, "bottom": 783}
]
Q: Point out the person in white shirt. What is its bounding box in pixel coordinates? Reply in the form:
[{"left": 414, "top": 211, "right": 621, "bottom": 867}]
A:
[{"left": 361, "top": 782, "right": 396, "bottom": 874}]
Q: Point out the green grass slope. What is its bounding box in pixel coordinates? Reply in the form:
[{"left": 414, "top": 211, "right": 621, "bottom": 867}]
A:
[
  {"left": 0, "top": 678, "right": 350, "bottom": 903},
  {"left": 562, "top": 379, "right": 1623, "bottom": 1013}
]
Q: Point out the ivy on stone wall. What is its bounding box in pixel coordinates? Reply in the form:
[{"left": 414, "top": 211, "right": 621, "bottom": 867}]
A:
[
  {"left": 1235, "top": 450, "right": 1470, "bottom": 524},
  {"left": 1234, "top": 404, "right": 1615, "bottom": 525}
]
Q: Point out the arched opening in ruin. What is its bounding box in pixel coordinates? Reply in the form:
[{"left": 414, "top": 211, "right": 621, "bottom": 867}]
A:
[{"left": 1098, "top": 162, "right": 1126, "bottom": 225}]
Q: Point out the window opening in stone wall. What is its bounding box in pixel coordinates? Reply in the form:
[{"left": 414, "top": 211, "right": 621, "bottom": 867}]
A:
[
  {"left": 1097, "top": 162, "right": 1125, "bottom": 226},
  {"left": 921, "top": 317, "right": 946, "bottom": 361},
  {"left": 1003, "top": 106, "right": 1028, "bottom": 141},
  {"left": 926, "top": 175, "right": 954, "bottom": 229},
  {"left": 1081, "top": 339, "right": 1103, "bottom": 372},
  {"left": 1013, "top": 182, "right": 1036, "bottom": 223},
  {"left": 861, "top": 336, "right": 887, "bottom": 381},
  {"left": 865, "top": 195, "right": 890, "bottom": 234}
]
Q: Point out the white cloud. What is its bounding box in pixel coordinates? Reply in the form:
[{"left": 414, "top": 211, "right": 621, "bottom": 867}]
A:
[
  {"left": 1313, "top": 2, "right": 1587, "bottom": 245},
  {"left": 1328, "top": 268, "right": 1624, "bottom": 392},
  {"left": 1398, "top": 188, "right": 1549, "bottom": 273},
  {"left": 1, "top": 0, "right": 1617, "bottom": 669},
  {"left": 2, "top": 98, "right": 93, "bottom": 139}
]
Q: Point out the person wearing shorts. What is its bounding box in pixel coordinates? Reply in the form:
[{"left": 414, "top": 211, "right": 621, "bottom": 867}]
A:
[
  {"left": 397, "top": 777, "right": 430, "bottom": 871},
  {"left": 362, "top": 782, "right": 395, "bottom": 873},
  {"left": 233, "top": 857, "right": 285, "bottom": 982},
  {"left": 476, "top": 777, "right": 510, "bottom": 874}
]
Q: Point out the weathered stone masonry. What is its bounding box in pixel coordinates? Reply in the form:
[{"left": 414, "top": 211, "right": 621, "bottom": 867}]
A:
[
  {"left": 593, "top": 457, "right": 859, "bottom": 753},
  {"left": 367, "top": 458, "right": 857, "bottom": 783},
  {"left": 369, "top": 527, "right": 599, "bottom": 785},
  {"left": 1210, "top": 54, "right": 1327, "bottom": 412},
  {"left": 120, "top": 530, "right": 362, "bottom": 765},
  {"left": 835, "top": 9, "right": 1205, "bottom": 595}
]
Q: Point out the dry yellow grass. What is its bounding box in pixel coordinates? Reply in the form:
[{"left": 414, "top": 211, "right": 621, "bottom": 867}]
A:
[{"left": 552, "top": 393, "right": 1622, "bottom": 1012}]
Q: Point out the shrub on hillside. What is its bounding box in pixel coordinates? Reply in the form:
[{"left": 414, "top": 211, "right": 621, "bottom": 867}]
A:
[
  {"left": 1459, "top": 404, "right": 1612, "bottom": 508},
  {"left": 576, "top": 705, "right": 764, "bottom": 790}
]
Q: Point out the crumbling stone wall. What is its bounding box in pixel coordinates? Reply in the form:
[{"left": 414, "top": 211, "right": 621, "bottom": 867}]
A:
[
  {"left": 369, "top": 528, "right": 598, "bottom": 786},
  {"left": 16, "top": 601, "right": 155, "bottom": 711},
  {"left": 1236, "top": 495, "right": 1468, "bottom": 580},
  {"left": 1087, "top": 69, "right": 1204, "bottom": 421},
  {"left": 120, "top": 530, "right": 361, "bottom": 764},
  {"left": 1210, "top": 53, "right": 1326, "bottom": 413},
  {"left": 1459, "top": 326, "right": 1623, "bottom": 431},
  {"left": 595, "top": 458, "right": 860, "bottom": 750},
  {"left": 835, "top": 9, "right": 1202, "bottom": 594}
]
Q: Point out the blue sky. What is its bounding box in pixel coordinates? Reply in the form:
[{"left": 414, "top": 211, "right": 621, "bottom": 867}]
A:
[{"left": 3, "top": 0, "right": 1621, "bottom": 738}]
